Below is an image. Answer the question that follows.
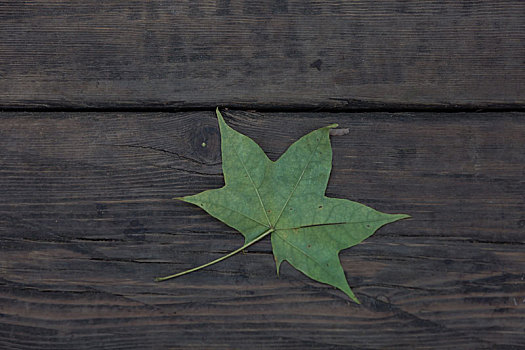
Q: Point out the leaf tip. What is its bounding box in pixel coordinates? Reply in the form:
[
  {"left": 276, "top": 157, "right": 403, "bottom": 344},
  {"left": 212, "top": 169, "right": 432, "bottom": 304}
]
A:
[
  {"left": 173, "top": 196, "right": 186, "bottom": 201},
  {"left": 216, "top": 107, "right": 224, "bottom": 121},
  {"left": 275, "top": 261, "right": 281, "bottom": 277},
  {"left": 397, "top": 213, "right": 411, "bottom": 220},
  {"left": 385, "top": 214, "right": 410, "bottom": 226},
  {"left": 341, "top": 286, "right": 361, "bottom": 304},
  {"left": 385, "top": 213, "right": 411, "bottom": 222},
  {"left": 216, "top": 107, "right": 229, "bottom": 131},
  {"left": 326, "top": 123, "right": 338, "bottom": 129}
]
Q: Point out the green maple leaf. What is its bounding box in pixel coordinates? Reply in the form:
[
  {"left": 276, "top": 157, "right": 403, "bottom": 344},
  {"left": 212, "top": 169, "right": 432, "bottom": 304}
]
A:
[{"left": 157, "top": 108, "right": 409, "bottom": 303}]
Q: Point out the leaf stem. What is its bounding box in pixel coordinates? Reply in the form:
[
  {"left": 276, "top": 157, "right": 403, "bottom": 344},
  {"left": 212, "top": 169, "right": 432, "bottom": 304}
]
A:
[{"left": 155, "top": 228, "right": 275, "bottom": 282}]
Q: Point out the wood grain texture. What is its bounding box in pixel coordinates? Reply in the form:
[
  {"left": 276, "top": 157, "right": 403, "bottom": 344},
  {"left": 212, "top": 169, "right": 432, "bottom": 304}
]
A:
[
  {"left": 0, "top": 1, "right": 524, "bottom": 109},
  {"left": 0, "top": 110, "right": 524, "bottom": 349}
]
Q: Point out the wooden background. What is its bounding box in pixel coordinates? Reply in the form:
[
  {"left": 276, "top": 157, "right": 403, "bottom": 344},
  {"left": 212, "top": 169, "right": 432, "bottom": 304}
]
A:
[{"left": 1, "top": 1, "right": 524, "bottom": 349}]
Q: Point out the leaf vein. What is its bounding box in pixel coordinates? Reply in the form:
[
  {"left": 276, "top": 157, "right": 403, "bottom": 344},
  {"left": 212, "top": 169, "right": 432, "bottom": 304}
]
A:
[
  {"left": 276, "top": 218, "right": 394, "bottom": 231},
  {"left": 274, "top": 136, "right": 322, "bottom": 226},
  {"left": 274, "top": 231, "right": 340, "bottom": 280},
  {"left": 209, "top": 198, "right": 268, "bottom": 228},
  {"left": 232, "top": 147, "right": 272, "bottom": 227}
]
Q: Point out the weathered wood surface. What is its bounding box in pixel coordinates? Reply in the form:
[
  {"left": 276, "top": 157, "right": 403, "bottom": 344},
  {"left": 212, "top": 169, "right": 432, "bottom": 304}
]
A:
[
  {"left": 0, "top": 110, "right": 524, "bottom": 349},
  {"left": 1, "top": 1, "right": 524, "bottom": 109}
]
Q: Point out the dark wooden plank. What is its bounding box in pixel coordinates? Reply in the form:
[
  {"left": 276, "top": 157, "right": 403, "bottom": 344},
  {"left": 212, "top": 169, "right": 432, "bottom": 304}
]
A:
[
  {"left": 0, "top": 110, "right": 524, "bottom": 349},
  {"left": 0, "top": 1, "right": 524, "bottom": 109}
]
